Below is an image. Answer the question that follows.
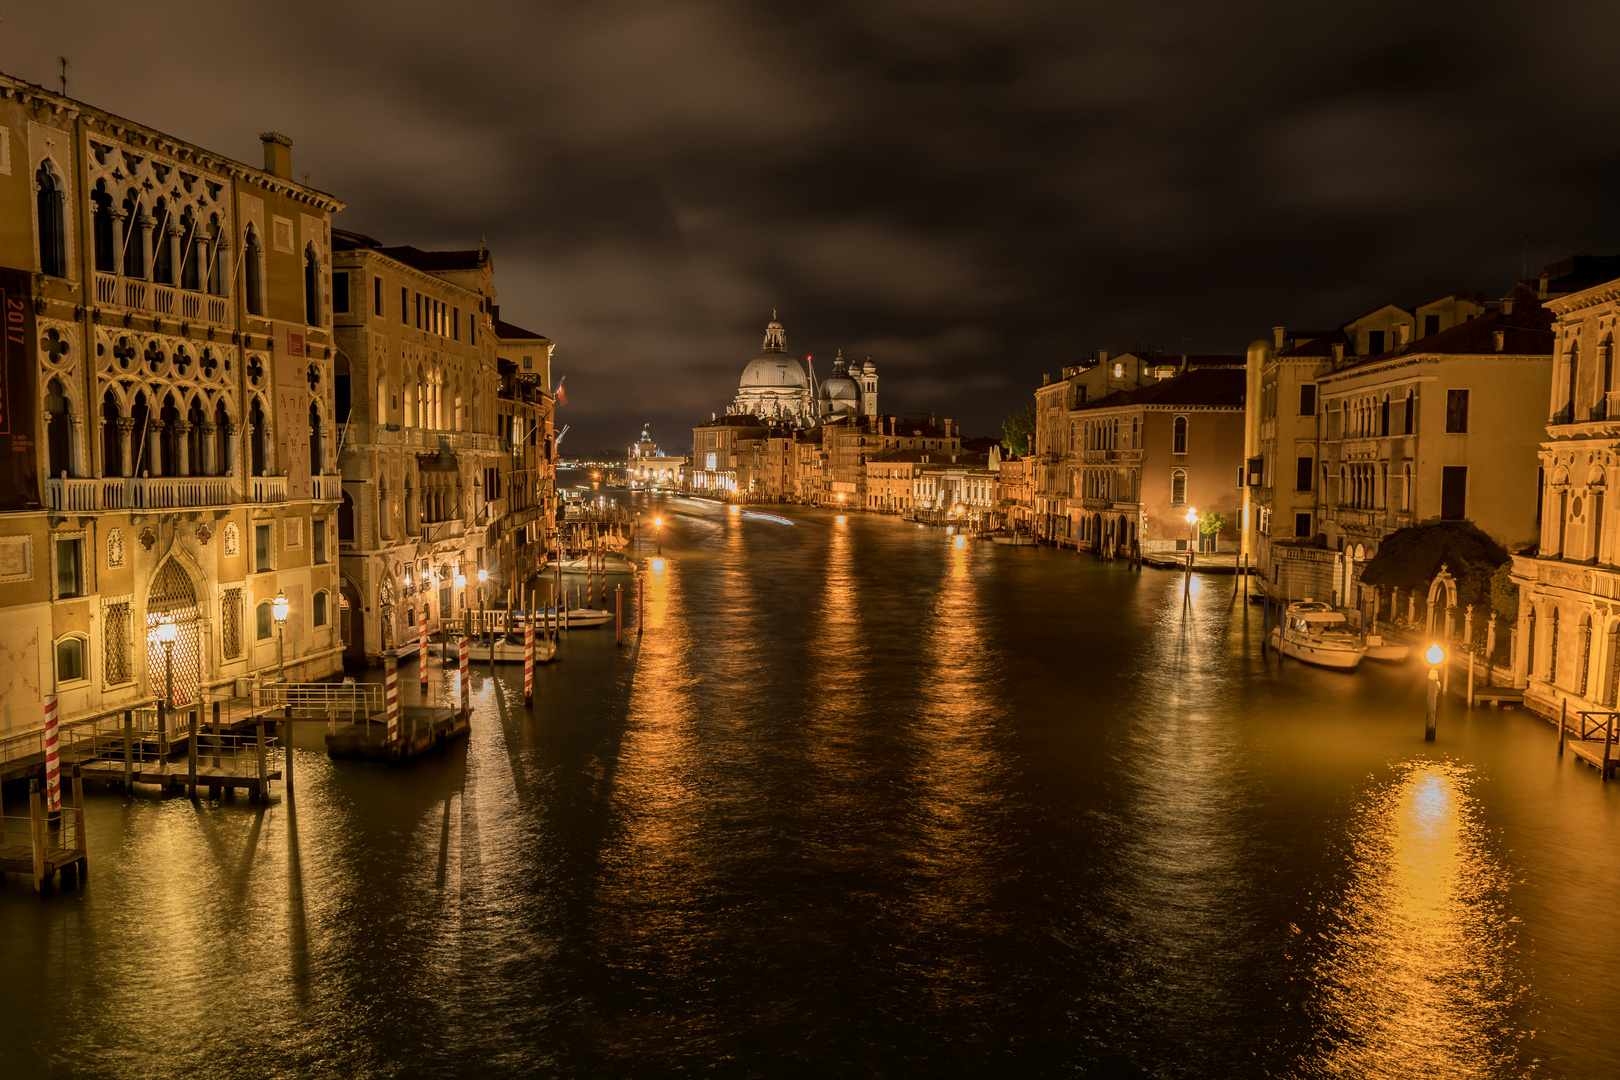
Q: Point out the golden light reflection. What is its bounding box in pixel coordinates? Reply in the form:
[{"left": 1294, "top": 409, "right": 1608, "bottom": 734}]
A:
[
  {"left": 1308, "top": 762, "right": 1521, "bottom": 1078},
  {"left": 836, "top": 515, "right": 846, "bottom": 524},
  {"left": 953, "top": 534, "right": 965, "bottom": 550},
  {"left": 650, "top": 557, "right": 666, "bottom": 574}
]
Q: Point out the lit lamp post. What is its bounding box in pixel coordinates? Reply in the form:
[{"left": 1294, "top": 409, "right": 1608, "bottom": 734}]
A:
[
  {"left": 272, "top": 588, "right": 289, "bottom": 679},
  {"left": 1184, "top": 507, "right": 1198, "bottom": 595},
  {"left": 157, "top": 616, "right": 176, "bottom": 762},
  {"left": 477, "top": 568, "right": 490, "bottom": 660},
  {"left": 1425, "top": 642, "right": 1444, "bottom": 742}
]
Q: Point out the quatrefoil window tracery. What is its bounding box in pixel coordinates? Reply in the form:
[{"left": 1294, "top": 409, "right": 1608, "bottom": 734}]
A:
[
  {"left": 246, "top": 355, "right": 265, "bottom": 388},
  {"left": 172, "top": 348, "right": 192, "bottom": 378},
  {"left": 306, "top": 362, "right": 322, "bottom": 393},
  {"left": 199, "top": 349, "right": 218, "bottom": 380},
  {"left": 144, "top": 341, "right": 166, "bottom": 376},
  {"left": 111, "top": 337, "right": 137, "bottom": 372},
  {"left": 40, "top": 328, "right": 71, "bottom": 367}
]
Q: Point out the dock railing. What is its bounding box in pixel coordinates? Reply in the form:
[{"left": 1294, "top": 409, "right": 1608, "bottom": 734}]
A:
[
  {"left": 1, "top": 699, "right": 160, "bottom": 778},
  {"left": 253, "top": 681, "right": 382, "bottom": 720},
  {"left": 0, "top": 772, "right": 88, "bottom": 891}
]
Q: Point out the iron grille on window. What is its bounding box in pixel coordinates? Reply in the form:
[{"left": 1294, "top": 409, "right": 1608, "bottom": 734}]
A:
[
  {"left": 221, "top": 588, "right": 243, "bottom": 659},
  {"left": 104, "top": 602, "right": 131, "bottom": 685}
]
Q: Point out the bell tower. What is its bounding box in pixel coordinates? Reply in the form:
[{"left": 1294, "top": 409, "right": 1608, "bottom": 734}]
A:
[{"left": 859, "top": 358, "right": 879, "bottom": 417}]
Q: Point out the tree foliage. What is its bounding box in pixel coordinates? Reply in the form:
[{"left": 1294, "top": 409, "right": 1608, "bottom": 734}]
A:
[
  {"left": 1198, "top": 511, "right": 1226, "bottom": 537},
  {"left": 1001, "top": 404, "right": 1036, "bottom": 457},
  {"left": 1359, "top": 520, "right": 1509, "bottom": 610},
  {"left": 1490, "top": 563, "right": 1519, "bottom": 622}
]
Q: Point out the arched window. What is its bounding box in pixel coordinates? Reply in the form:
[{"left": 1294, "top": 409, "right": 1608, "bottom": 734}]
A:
[
  {"left": 207, "top": 214, "right": 228, "bottom": 296},
  {"left": 1404, "top": 389, "right": 1414, "bottom": 435},
  {"left": 91, "top": 183, "right": 115, "bottom": 273},
  {"left": 1171, "top": 468, "right": 1187, "bottom": 505},
  {"left": 313, "top": 590, "right": 329, "bottom": 627},
  {"left": 152, "top": 198, "right": 174, "bottom": 285},
  {"left": 101, "top": 390, "right": 122, "bottom": 479},
  {"left": 121, "top": 192, "right": 145, "bottom": 279},
  {"left": 1380, "top": 394, "right": 1390, "bottom": 437},
  {"left": 55, "top": 636, "right": 85, "bottom": 684},
  {"left": 244, "top": 225, "right": 264, "bottom": 316},
  {"left": 304, "top": 243, "right": 321, "bottom": 326},
  {"left": 1379, "top": 463, "right": 1388, "bottom": 510},
  {"left": 1172, "top": 416, "right": 1188, "bottom": 454},
  {"left": 256, "top": 601, "right": 274, "bottom": 641},
  {"left": 1527, "top": 607, "right": 1537, "bottom": 676},
  {"left": 1564, "top": 343, "right": 1580, "bottom": 424},
  {"left": 179, "top": 210, "right": 200, "bottom": 290},
  {"left": 249, "top": 397, "right": 268, "bottom": 476},
  {"left": 1604, "top": 338, "right": 1616, "bottom": 419},
  {"left": 309, "top": 402, "right": 324, "bottom": 474},
  {"left": 1339, "top": 465, "right": 1348, "bottom": 506},
  {"left": 1402, "top": 463, "right": 1412, "bottom": 511},
  {"left": 36, "top": 162, "right": 67, "bottom": 277},
  {"left": 376, "top": 372, "right": 388, "bottom": 426}
]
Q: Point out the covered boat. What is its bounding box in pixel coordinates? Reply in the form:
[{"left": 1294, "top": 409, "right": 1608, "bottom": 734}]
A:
[{"left": 1269, "top": 600, "right": 1367, "bottom": 669}]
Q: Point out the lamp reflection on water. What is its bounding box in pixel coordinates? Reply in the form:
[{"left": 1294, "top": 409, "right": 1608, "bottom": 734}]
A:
[{"left": 1308, "top": 761, "right": 1521, "bottom": 1078}]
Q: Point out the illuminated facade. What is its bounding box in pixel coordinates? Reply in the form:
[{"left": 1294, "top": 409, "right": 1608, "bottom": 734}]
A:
[{"left": 0, "top": 70, "right": 344, "bottom": 739}]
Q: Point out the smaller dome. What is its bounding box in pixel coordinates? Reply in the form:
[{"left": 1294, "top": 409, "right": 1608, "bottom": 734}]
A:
[{"left": 863, "top": 360, "right": 875, "bottom": 374}]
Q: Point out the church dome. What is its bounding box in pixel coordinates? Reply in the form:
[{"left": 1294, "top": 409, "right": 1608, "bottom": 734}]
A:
[
  {"left": 741, "top": 354, "right": 809, "bottom": 390},
  {"left": 819, "top": 374, "right": 858, "bottom": 402}
]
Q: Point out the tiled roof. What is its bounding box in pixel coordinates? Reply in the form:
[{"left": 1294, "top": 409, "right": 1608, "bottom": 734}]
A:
[
  {"left": 495, "top": 318, "right": 549, "bottom": 341},
  {"left": 375, "top": 245, "right": 487, "bottom": 272},
  {"left": 1325, "top": 300, "right": 1553, "bottom": 376},
  {"left": 1076, "top": 367, "right": 1246, "bottom": 411}
]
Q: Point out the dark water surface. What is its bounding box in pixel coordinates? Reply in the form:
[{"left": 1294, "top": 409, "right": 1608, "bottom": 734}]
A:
[{"left": 5, "top": 495, "right": 1620, "bottom": 1078}]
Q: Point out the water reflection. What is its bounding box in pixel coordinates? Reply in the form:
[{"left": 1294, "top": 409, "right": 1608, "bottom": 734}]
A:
[{"left": 1308, "top": 761, "right": 1521, "bottom": 1079}]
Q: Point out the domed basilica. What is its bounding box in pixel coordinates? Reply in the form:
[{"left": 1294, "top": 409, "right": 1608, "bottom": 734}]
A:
[{"left": 725, "top": 313, "right": 877, "bottom": 426}]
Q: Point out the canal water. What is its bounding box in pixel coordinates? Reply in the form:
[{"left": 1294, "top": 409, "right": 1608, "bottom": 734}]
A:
[{"left": 4, "top": 495, "right": 1620, "bottom": 1078}]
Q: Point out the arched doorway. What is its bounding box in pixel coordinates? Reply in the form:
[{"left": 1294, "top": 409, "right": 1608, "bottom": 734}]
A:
[
  {"left": 340, "top": 578, "right": 364, "bottom": 661},
  {"left": 147, "top": 559, "right": 202, "bottom": 706}
]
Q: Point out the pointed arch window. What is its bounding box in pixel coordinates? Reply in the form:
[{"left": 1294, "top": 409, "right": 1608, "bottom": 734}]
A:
[
  {"left": 244, "top": 225, "right": 264, "bottom": 315},
  {"left": 152, "top": 198, "right": 174, "bottom": 285},
  {"left": 36, "top": 162, "right": 67, "bottom": 277},
  {"left": 1172, "top": 415, "right": 1188, "bottom": 454},
  {"left": 91, "top": 183, "right": 116, "bottom": 273},
  {"left": 1404, "top": 389, "right": 1414, "bottom": 435},
  {"left": 304, "top": 243, "right": 321, "bottom": 326}
]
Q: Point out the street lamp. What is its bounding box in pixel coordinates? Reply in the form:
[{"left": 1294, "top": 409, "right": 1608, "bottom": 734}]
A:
[
  {"left": 477, "top": 568, "right": 489, "bottom": 648},
  {"left": 157, "top": 615, "right": 177, "bottom": 705},
  {"left": 272, "top": 588, "right": 289, "bottom": 678},
  {"left": 1425, "top": 643, "right": 1444, "bottom": 742}
]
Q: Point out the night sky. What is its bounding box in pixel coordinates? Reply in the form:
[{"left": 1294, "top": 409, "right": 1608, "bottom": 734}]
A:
[{"left": 7, "top": 2, "right": 1620, "bottom": 453}]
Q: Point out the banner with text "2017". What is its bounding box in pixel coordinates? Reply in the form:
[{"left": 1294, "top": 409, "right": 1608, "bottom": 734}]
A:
[{"left": 0, "top": 268, "right": 40, "bottom": 511}]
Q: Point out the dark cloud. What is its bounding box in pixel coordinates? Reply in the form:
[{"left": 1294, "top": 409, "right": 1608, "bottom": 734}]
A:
[{"left": 8, "top": 1, "right": 1620, "bottom": 452}]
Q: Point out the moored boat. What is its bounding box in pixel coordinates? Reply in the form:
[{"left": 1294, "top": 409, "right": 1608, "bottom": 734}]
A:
[
  {"left": 1363, "top": 633, "right": 1410, "bottom": 662},
  {"left": 1269, "top": 600, "right": 1367, "bottom": 669}
]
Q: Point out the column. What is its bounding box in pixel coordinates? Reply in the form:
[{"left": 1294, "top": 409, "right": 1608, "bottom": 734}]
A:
[
  {"left": 117, "top": 417, "right": 135, "bottom": 478},
  {"left": 69, "top": 414, "right": 85, "bottom": 478},
  {"left": 224, "top": 421, "right": 238, "bottom": 477},
  {"left": 146, "top": 419, "right": 163, "bottom": 477},
  {"left": 136, "top": 214, "right": 155, "bottom": 280},
  {"left": 200, "top": 422, "right": 217, "bottom": 476},
  {"left": 173, "top": 421, "right": 192, "bottom": 477}
]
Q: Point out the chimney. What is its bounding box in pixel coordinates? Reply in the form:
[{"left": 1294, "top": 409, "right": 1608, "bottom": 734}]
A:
[
  {"left": 1502, "top": 298, "right": 1514, "bottom": 316},
  {"left": 260, "top": 132, "right": 293, "bottom": 179},
  {"left": 1493, "top": 330, "right": 1506, "bottom": 352},
  {"left": 1273, "top": 326, "right": 1286, "bottom": 349},
  {"left": 1331, "top": 343, "right": 1345, "bottom": 365},
  {"left": 1395, "top": 323, "right": 1411, "bottom": 346},
  {"left": 1042, "top": 373, "right": 1051, "bottom": 386},
  {"left": 1099, "top": 349, "right": 1109, "bottom": 364}
]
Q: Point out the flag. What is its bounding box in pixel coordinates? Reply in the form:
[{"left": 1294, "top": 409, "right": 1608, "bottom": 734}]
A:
[{"left": 555, "top": 375, "right": 567, "bottom": 405}]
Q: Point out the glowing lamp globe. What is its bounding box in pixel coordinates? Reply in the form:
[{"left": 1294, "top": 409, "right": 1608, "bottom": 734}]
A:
[
  {"left": 454, "top": 573, "right": 467, "bottom": 589},
  {"left": 655, "top": 517, "right": 663, "bottom": 527},
  {"left": 477, "top": 569, "right": 488, "bottom": 583},
  {"left": 272, "top": 590, "right": 289, "bottom": 624},
  {"left": 1186, "top": 507, "right": 1198, "bottom": 526},
  {"left": 1426, "top": 643, "right": 1444, "bottom": 666},
  {"left": 157, "top": 616, "right": 177, "bottom": 644}
]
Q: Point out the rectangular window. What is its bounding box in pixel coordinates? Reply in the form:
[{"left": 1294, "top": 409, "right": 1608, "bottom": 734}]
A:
[
  {"left": 56, "top": 638, "right": 84, "bottom": 682},
  {"left": 314, "top": 519, "right": 327, "bottom": 564},
  {"left": 254, "top": 524, "right": 273, "bottom": 571},
  {"left": 1298, "top": 384, "right": 1316, "bottom": 415},
  {"left": 415, "top": 293, "right": 422, "bottom": 329},
  {"left": 1367, "top": 329, "right": 1386, "bottom": 355},
  {"left": 56, "top": 537, "right": 83, "bottom": 598},
  {"left": 453, "top": 307, "right": 460, "bottom": 340},
  {"left": 1441, "top": 466, "right": 1468, "bottom": 520},
  {"left": 400, "top": 286, "right": 408, "bottom": 325},
  {"left": 314, "top": 591, "right": 328, "bottom": 627},
  {"left": 1424, "top": 314, "right": 1440, "bottom": 336},
  {"left": 332, "top": 271, "right": 350, "bottom": 313},
  {"left": 1295, "top": 456, "right": 1313, "bottom": 492},
  {"left": 1446, "top": 389, "right": 1470, "bottom": 433},
  {"left": 373, "top": 275, "right": 383, "bottom": 316},
  {"left": 1294, "top": 512, "right": 1312, "bottom": 538},
  {"left": 523, "top": 354, "right": 533, "bottom": 370},
  {"left": 221, "top": 589, "right": 243, "bottom": 660}
]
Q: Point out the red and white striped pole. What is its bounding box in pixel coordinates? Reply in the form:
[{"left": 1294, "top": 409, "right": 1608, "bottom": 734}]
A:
[
  {"left": 458, "top": 636, "right": 470, "bottom": 715},
  {"left": 524, "top": 618, "right": 534, "bottom": 704},
  {"left": 419, "top": 611, "right": 429, "bottom": 691},
  {"left": 43, "top": 694, "right": 61, "bottom": 814},
  {"left": 385, "top": 650, "right": 400, "bottom": 743}
]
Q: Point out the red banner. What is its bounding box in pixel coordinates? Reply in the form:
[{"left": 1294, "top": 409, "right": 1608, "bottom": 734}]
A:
[{"left": 0, "top": 268, "right": 40, "bottom": 510}]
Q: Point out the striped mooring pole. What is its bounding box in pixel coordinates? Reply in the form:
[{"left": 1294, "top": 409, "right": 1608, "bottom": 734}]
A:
[
  {"left": 385, "top": 650, "right": 400, "bottom": 743},
  {"left": 524, "top": 618, "right": 535, "bottom": 704},
  {"left": 419, "top": 611, "right": 429, "bottom": 690},
  {"left": 43, "top": 694, "right": 61, "bottom": 814},
  {"left": 459, "top": 637, "right": 470, "bottom": 714}
]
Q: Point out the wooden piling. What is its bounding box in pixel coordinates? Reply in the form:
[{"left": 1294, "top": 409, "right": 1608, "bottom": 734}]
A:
[
  {"left": 283, "top": 705, "right": 294, "bottom": 797},
  {"left": 255, "top": 719, "right": 268, "bottom": 801},
  {"left": 72, "top": 767, "right": 86, "bottom": 881},
  {"left": 616, "top": 585, "right": 623, "bottom": 645},
  {"left": 212, "top": 700, "right": 222, "bottom": 769},
  {"left": 123, "top": 709, "right": 134, "bottom": 793},
  {"left": 187, "top": 710, "right": 198, "bottom": 799},
  {"left": 1605, "top": 716, "right": 1615, "bottom": 782},
  {"left": 30, "top": 781, "right": 45, "bottom": 892},
  {"left": 1467, "top": 652, "right": 1475, "bottom": 709},
  {"left": 1559, "top": 699, "right": 1567, "bottom": 756}
]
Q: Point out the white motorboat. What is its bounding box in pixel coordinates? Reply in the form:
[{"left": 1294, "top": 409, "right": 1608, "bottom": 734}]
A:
[
  {"left": 1269, "top": 600, "right": 1367, "bottom": 669},
  {"left": 517, "top": 606, "right": 614, "bottom": 629},
  {"left": 991, "top": 532, "right": 1035, "bottom": 546}
]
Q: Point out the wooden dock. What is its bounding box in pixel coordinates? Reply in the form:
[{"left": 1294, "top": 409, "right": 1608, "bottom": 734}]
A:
[
  {"left": 1568, "top": 739, "right": 1617, "bottom": 778},
  {"left": 325, "top": 706, "right": 468, "bottom": 762},
  {"left": 0, "top": 770, "right": 89, "bottom": 892},
  {"left": 76, "top": 760, "right": 283, "bottom": 799}
]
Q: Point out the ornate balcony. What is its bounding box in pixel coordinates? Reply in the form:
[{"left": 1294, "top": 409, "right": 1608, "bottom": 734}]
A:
[
  {"left": 250, "top": 475, "right": 287, "bottom": 504},
  {"left": 46, "top": 475, "right": 236, "bottom": 511},
  {"left": 93, "top": 273, "right": 230, "bottom": 328}
]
